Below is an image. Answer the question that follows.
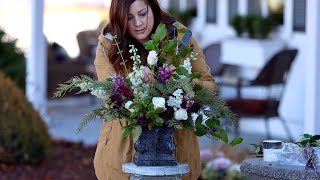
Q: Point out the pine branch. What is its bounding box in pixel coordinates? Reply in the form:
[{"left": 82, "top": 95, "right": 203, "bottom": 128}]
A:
[{"left": 76, "top": 107, "right": 105, "bottom": 133}]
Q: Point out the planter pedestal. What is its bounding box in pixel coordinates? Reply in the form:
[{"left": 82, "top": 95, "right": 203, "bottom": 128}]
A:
[{"left": 122, "top": 163, "right": 190, "bottom": 180}]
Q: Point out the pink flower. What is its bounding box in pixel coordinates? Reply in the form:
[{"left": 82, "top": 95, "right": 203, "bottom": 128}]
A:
[
  {"left": 207, "top": 157, "right": 232, "bottom": 170},
  {"left": 200, "top": 149, "right": 213, "bottom": 160}
]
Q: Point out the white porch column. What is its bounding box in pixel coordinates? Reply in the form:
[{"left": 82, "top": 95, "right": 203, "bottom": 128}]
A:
[
  {"left": 304, "top": 1, "right": 320, "bottom": 134},
  {"left": 283, "top": 0, "right": 294, "bottom": 39},
  {"left": 159, "top": 0, "right": 169, "bottom": 10},
  {"left": 27, "top": 0, "right": 48, "bottom": 122},
  {"left": 238, "top": 0, "right": 248, "bottom": 16},
  {"left": 260, "top": 0, "right": 269, "bottom": 17},
  {"left": 218, "top": 0, "right": 229, "bottom": 27},
  {"left": 180, "top": 0, "right": 187, "bottom": 11}
]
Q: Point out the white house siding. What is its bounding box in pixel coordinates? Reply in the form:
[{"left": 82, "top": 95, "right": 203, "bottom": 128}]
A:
[{"left": 159, "top": 0, "right": 317, "bottom": 139}]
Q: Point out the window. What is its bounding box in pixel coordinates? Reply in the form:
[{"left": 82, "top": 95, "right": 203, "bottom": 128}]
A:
[
  {"left": 248, "top": 0, "right": 261, "bottom": 15},
  {"left": 228, "top": 0, "right": 238, "bottom": 23},
  {"left": 206, "top": 0, "right": 217, "bottom": 23},
  {"left": 293, "top": 0, "right": 306, "bottom": 32}
]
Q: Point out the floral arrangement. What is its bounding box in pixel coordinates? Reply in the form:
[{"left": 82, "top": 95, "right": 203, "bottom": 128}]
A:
[
  {"left": 54, "top": 22, "right": 242, "bottom": 146},
  {"left": 200, "top": 147, "right": 248, "bottom": 180}
]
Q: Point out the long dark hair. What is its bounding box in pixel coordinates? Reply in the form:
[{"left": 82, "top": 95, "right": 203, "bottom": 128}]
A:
[{"left": 104, "top": 0, "right": 176, "bottom": 74}]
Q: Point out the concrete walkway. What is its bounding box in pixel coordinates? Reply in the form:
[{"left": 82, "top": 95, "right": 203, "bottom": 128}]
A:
[{"left": 46, "top": 95, "right": 290, "bottom": 151}]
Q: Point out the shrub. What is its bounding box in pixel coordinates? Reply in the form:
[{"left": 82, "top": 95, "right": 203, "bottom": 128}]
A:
[
  {"left": 0, "top": 71, "right": 50, "bottom": 164},
  {"left": 0, "top": 28, "right": 26, "bottom": 91}
]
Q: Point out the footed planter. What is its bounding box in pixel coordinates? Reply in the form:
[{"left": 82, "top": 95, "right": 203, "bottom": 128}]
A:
[{"left": 133, "top": 126, "right": 177, "bottom": 166}]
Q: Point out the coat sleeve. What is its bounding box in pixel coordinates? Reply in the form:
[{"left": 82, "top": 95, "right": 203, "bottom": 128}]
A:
[
  {"left": 189, "top": 36, "right": 217, "bottom": 93},
  {"left": 94, "top": 34, "right": 116, "bottom": 81}
]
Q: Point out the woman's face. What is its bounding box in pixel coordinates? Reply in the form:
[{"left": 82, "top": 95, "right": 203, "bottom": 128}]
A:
[{"left": 127, "top": 0, "right": 154, "bottom": 44}]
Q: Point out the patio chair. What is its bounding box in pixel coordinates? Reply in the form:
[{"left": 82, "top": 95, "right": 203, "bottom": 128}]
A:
[
  {"left": 224, "top": 49, "right": 298, "bottom": 141},
  {"left": 203, "top": 43, "right": 238, "bottom": 93}
]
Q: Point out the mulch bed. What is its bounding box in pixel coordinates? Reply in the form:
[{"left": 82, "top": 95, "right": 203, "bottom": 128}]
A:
[{"left": 0, "top": 139, "right": 97, "bottom": 180}]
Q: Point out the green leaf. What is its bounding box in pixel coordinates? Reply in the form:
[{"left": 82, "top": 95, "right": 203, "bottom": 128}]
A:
[
  {"left": 182, "top": 121, "right": 193, "bottom": 130},
  {"left": 212, "top": 129, "right": 228, "bottom": 143},
  {"left": 193, "top": 84, "right": 202, "bottom": 92},
  {"left": 163, "top": 39, "right": 177, "bottom": 55},
  {"left": 205, "top": 119, "right": 216, "bottom": 128},
  {"left": 172, "top": 74, "right": 180, "bottom": 79},
  {"left": 303, "top": 134, "right": 313, "bottom": 138},
  {"left": 144, "top": 40, "right": 159, "bottom": 51},
  {"left": 195, "top": 114, "right": 203, "bottom": 127},
  {"left": 155, "top": 107, "right": 165, "bottom": 114},
  {"left": 310, "top": 135, "right": 320, "bottom": 142},
  {"left": 152, "top": 23, "right": 167, "bottom": 41},
  {"left": 123, "top": 124, "right": 136, "bottom": 137},
  {"left": 133, "top": 126, "right": 142, "bottom": 143},
  {"left": 190, "top": 72, "right": 201, "bottom": 79},
  {"left": 178, "top": 28, "right": 187, "bottom": 34},
  {"left": 155, "top": 117, "right": 164, "bottom": 125},
  {"left": 172, "top": 21, "right": 180, "bottom": 28},
  {"left": 176, "top": 66, "right": 190, "bottom": 77},
  {"left": 195, "top": 125, "right": 207, "bottom": 136},
  {"left": 159, "top": 57, "right": 166, "bottom": 64},
  {"left": 229, "top": 137, "right": 243, "bottom": 147},
  {"left": 250, "top": 144, "right": 263, "bottom": 154}
]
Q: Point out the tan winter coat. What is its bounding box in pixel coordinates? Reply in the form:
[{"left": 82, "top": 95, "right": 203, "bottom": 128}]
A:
[{"left": 93, "top": 24, "right": 216, "bottom": 180}]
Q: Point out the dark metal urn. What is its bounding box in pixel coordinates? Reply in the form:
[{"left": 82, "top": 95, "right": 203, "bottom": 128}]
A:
[{"left": 133, "top": 126, "right": 177, "bottom": 166}]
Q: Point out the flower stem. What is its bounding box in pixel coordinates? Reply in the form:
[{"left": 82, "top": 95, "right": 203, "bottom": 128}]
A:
[{"left": 113, "top": 35, "right": 129, "bottom": 75}]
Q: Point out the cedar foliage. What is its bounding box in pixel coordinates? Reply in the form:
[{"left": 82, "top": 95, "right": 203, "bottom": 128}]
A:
[
  {"left": 0, "top": 28, "right": 26, "bottom": 91},
  {"left": 0, "top": 71, "right": 50, "bottom": 164}
]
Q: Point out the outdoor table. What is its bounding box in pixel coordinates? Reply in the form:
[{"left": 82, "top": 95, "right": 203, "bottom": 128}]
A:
[
  {"left": 122, "top": 163, "right": 189, "bottom": 180},
  {"left": 240, "top": 157, "right": 320, "bottom": 180}
]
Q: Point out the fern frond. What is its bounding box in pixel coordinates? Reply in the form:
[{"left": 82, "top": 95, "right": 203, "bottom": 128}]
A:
[{"left": 76, "top": 107, "right": 104, "bottom": 133}]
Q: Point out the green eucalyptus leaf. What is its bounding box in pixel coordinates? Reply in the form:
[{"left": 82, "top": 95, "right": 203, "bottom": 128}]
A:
[
  {"left": 229, "top": 137, "right": 243, "bottom": 147},
  {"left": 212, "top": 129, "right": 228, "bottom": 143},
  {"left": 133, "top": 126, "right": 142, "bottom": 143}
]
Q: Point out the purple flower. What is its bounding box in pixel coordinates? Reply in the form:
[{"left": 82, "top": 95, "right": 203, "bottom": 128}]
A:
[
  {"left": 110, "top": 94, "right": 123, "bottom": 107},
  {"left": 136, "top": 116, "right": 152, "bottom": 127},
  {"left": 112, "top": 74, "right": 132, "bottom": 99},
  {"left": 187, "top": 102, "right": 201, "bottom": 113},
  {"left": 155, "top": 66, "right": 172, "bottom": 84},
  {"left": 160, "top": 106, "right": 174, "bottom": 120}
]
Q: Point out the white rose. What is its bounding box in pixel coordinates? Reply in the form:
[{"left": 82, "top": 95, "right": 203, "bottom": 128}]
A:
[
  {"left": 125, "top": 101, "right": 134, "bottom": 112},
  {"left": 174, "top": 108, "right": 188, "bottom": 120},
  {"left": 152, "top": 97, "right": 166, "bottom": 110},
  {"left": 147, "top": 50, "right": 158, "bottom": 66}
]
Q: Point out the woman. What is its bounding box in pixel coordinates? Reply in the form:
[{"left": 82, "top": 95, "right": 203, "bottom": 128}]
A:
[{"left": 93, "top": 0, "right": 216, "bottom": 179}]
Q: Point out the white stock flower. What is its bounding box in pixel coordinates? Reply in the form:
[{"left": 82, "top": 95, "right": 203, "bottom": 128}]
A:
[
  {"left": 90, "top": 89, "right": 107, "bottom": 99},
  {"left": 182, "top": 58, "right": 192, "bottom": 74},
  {"left": 147, "top": 50, "right": 158, "bottom": 66},
  {"left": 152, "top": 97, "right": 166, "bottom": 110},
  {"left": 174, "top": 108, "right": 188, "bottom": 120},
  {"left": 125, "top": 101, "right": 135, "bottom": 112}
]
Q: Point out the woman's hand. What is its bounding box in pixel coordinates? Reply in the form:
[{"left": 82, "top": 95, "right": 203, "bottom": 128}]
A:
[{"left": 142, "top": 66, "right": 153, "bottom": 83}]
